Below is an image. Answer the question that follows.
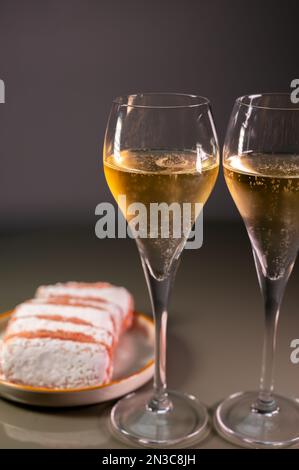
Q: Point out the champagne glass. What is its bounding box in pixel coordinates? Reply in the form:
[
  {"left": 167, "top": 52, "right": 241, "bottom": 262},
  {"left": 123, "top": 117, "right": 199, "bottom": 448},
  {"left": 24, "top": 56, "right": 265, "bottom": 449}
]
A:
[
  {"left": 215, "top": 93, "right": 299, "bottom": 448},
  {"left": 103, "top": 93, "right": 219, "bottom": 447}
]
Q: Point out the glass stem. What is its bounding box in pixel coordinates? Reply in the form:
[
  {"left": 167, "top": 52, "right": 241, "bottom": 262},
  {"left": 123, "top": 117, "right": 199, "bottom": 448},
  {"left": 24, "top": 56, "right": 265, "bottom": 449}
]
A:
[
  {"left": 257, "top": 280, "right": 281, "bottom": 412},
  {"left": 142, "top": 260, "right": 178, "bottom": 413},
  {"left": 252, "top": 250, "right": 290, "bottom": 413}
]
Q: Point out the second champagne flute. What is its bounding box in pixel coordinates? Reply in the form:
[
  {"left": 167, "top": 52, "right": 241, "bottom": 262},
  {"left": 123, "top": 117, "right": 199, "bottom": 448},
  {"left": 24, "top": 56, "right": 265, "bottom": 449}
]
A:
[
  {"left": 103, "top": 93, "right": 219, "bottom": 447},
  {"left": 215, "top": 93, "right": 299, "bottom": 448}
]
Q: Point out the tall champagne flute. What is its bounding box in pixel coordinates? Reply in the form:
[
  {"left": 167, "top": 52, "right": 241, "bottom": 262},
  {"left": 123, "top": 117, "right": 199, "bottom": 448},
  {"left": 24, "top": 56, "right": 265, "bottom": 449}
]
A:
[
  {"left": 215, "top": 93, "right": 299, "bottom": 448},
  {"left": 103, "top": 93, "right": 219, "bottom": 447}
]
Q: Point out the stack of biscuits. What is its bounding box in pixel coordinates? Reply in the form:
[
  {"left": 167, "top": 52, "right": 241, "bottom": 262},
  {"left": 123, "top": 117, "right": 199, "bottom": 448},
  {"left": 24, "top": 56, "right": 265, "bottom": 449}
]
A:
[{"left": 0, "top": 282, "right": 134, "bottom": 389}]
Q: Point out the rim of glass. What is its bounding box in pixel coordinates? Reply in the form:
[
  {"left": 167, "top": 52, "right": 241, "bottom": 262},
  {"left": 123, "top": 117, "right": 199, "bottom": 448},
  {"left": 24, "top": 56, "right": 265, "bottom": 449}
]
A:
[
  {"left": 237, "top": 93, "right": 299, "bottom": 111},
  {"left": 113, "top": 93, "right": 210, "bottom": 109}
]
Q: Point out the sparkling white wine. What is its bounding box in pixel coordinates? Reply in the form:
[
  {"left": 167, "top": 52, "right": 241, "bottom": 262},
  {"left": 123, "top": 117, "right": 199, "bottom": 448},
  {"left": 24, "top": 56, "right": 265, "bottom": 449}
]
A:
[
  {"left": 224, "top": 153, "right": 299, "bottom": 280},
  {"left": 104, "top": 149, "right": 218, "bottom": 279}
]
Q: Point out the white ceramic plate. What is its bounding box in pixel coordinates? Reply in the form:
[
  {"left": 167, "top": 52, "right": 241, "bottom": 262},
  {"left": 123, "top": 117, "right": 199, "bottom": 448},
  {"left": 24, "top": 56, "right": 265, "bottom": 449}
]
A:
[{"left": 0, "top": 311, "right": 154, "bottom": 407}]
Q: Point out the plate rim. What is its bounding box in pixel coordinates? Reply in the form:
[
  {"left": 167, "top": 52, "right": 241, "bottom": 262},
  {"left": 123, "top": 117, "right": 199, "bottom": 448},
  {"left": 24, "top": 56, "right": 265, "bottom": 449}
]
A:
[{"left": 0, "top": 310, "right": 154, "bottom": 394}]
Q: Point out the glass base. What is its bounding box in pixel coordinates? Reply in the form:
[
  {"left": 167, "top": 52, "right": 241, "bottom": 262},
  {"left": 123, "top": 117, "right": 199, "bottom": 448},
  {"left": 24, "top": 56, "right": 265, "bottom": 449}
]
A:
[
  {"left": 214, "top": 391, "right": 299, "bottom": 448},
  {"left": 110, "top": 389, "right": 209, "bottom": 448}
]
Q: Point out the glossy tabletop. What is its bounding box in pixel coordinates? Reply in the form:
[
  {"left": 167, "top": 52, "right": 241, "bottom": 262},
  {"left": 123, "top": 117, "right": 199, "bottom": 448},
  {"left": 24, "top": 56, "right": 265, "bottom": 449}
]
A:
[{"left": 0, "top": 221, "right": 298, "bottom": 449}]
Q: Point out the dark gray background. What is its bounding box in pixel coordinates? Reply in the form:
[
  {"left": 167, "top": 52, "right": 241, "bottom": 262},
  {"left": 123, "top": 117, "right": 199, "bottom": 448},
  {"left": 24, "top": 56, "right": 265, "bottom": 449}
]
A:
[{"left": 0, "top": 0, "right": 298, "bottom": 229}]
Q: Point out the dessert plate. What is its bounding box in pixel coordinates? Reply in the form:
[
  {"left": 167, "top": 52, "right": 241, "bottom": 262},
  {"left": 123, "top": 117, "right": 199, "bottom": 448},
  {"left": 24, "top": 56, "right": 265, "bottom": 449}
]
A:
[{"left": 0, "top": 311, "right": 154, "bottom": 407}]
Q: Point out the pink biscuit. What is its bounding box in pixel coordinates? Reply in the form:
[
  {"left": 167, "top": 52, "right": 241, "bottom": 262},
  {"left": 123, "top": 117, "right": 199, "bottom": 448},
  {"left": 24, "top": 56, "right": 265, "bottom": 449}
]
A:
[{"left": 36, "top": 282, "right": 134, "bottom": 332}]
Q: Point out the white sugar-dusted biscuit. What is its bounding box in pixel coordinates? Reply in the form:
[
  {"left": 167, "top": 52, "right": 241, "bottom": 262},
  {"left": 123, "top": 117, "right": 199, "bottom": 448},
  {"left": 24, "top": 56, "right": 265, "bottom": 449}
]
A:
[{"left": 1, "top": 337, "right": 111, "bottom": 389}]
